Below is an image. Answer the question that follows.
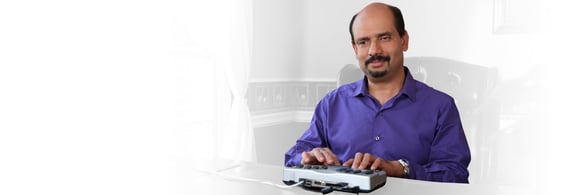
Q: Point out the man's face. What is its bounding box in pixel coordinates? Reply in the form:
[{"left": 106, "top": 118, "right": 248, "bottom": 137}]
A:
[{"left": 351, "top": 7, "right": 409, "bottom": 81}]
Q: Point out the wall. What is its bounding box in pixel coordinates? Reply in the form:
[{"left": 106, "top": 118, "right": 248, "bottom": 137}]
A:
[{"left": 251, "top": 0, "right": 304, "bottom": 81}]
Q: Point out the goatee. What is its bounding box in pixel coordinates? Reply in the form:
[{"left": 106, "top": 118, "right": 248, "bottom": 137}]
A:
[
  {"left": 365, "top": 55, "right": 391, "bottom": 78},
  {"left": 368, "top": 70, "right": 388, "bottom": 78}
]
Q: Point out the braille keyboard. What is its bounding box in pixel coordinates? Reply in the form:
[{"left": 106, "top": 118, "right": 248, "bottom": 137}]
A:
[{"left": 282, "top": 165, "right": 387, "bottom": 193}]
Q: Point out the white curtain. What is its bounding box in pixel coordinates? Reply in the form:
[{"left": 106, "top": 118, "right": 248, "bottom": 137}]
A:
[
  {"left": 171, "top": 0, "right": 255, "bottom": 166},
  {"left": 216, "top": 0, "right": 256, "bottom": 162}
]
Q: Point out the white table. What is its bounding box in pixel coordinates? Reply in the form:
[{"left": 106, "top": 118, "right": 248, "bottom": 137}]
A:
[{"left": 176, "top": 160, "right": 495, "bottom": 195}]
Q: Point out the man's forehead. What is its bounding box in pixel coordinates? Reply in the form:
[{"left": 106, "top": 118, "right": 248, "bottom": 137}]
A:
[{"left": 352, "top": 15, "right": 396, "bottom": 39}]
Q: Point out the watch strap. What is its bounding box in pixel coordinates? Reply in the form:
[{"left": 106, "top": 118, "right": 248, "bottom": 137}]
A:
[{"left": 397, "top": 159, "right": 410, "bottom": 178}]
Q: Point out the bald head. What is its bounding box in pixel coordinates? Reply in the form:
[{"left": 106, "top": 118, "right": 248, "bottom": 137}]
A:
[{"left": 349, "top": 3, "right": 406, "bottom": 44}]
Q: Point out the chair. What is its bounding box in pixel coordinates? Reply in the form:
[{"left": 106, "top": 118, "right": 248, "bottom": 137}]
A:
[
  {"left": 337, "top": 57, "right": 499, "bottom": 183},
  {"left": 337, "top": 64, "right": 364, "bottom": 87}
]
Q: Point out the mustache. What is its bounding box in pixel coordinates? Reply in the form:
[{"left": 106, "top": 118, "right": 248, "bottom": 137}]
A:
[{"left": 365, "top": 55, "right": 390, "bottom": 67}]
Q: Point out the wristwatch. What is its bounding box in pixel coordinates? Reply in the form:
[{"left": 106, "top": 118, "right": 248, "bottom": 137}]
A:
[{"left": 397, "top": 159, "right": 410, "bottom": 178}]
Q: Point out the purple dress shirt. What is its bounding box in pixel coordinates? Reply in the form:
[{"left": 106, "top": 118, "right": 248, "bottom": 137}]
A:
[{"left": 284, "top": 67, "right": 471, "bottom": 183}]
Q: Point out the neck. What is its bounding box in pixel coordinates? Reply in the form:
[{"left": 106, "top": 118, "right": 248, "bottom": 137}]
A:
[{"left": 367, "top": 68, "right": 406, "bottom": 105}]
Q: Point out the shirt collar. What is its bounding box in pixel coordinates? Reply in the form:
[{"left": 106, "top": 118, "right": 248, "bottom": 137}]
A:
[
  {"left": 402, "top": 67, "right": 417, "bottom": 102},
  {"left": 352, "top": 66, "right": 417, "bottom": 102}
]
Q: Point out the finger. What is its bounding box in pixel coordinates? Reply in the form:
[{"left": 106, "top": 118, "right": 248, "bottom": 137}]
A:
[
  {"left": 311, "top": 148, "right": 326, "bottom": 163},
  {"left": 300, "top": 152, "right": 310, "bottom": 164},
  {"left": 370, "top": 158, "right": 382, "bottom": 170},
  {"left": 359, "top": 153, "right": 372, "bottom": 170},
  {"left": 342, "top": 158, "right": 354, "bottom": 167},
  {"left": 301, "top": 151, "right": 316, "bottom": 165},
  {"left": 320, "top": 148, "right": 340, "bottom": 165},
  {"left": 352, "top": 152, "right": 363, "bottom": 169}
]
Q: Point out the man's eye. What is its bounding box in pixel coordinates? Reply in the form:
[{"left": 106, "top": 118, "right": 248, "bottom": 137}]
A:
[{"left": 380, "top": 36, "right": 391, "bottom": 41}]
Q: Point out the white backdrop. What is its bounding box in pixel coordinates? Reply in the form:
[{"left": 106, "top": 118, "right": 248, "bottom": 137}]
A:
[{"left": 1, "top": 0, "right": 574, "bottom": 195}]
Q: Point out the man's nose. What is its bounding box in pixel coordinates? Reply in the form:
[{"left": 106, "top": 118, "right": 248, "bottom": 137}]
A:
[{"left": 368, "top": 41, "right": 382, "bottom": 56}]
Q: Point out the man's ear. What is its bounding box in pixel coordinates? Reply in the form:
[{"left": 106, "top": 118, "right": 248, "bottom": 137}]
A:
[
  {"left": 352, "top": 42, "right": 358, "bottom": 56},
  {"left": 401, "top": 31, "right": 409, "bottom": 51}
]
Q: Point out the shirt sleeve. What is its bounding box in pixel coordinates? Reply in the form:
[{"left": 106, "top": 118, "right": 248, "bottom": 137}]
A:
[
  {"left": 409, "top": 97, "right": 471, "bottom": 183},
  {"left": 284, "top": 99, "right": 329, "bottom": 166}
]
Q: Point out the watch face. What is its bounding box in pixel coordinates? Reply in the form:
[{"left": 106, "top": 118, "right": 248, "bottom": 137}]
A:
[{"left": 398, "top": 159, "right": 407, "bottom": 166}]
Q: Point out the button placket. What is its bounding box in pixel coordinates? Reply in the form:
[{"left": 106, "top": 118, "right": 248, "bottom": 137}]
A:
[{"left": 374, "top": 109, "right": 384, "bottom": 142}]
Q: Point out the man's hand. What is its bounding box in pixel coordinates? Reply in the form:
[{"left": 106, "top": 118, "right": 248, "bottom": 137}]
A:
[
  {"left": 301, "top": 147, "right": 341, "bottom": 166},
  {"left": 342, "top": 152, "right": 404, "bottom": 177}
]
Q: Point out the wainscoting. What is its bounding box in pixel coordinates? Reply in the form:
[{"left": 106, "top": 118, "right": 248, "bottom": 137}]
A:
[
  {"left": 248, "top": 81, "right": 336, "bottom": 165},
  {"left": 247, "top": 81, "right": 336, "bottom": 127}
]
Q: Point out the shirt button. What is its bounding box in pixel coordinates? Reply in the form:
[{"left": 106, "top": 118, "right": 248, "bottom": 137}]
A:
[{"left": 375, "top": 136, "right": 380, "bottom": 141}]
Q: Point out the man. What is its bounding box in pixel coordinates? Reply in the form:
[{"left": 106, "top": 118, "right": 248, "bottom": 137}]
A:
[{"left": 284, "top": 3, "right": 471, "bottom": 183}]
